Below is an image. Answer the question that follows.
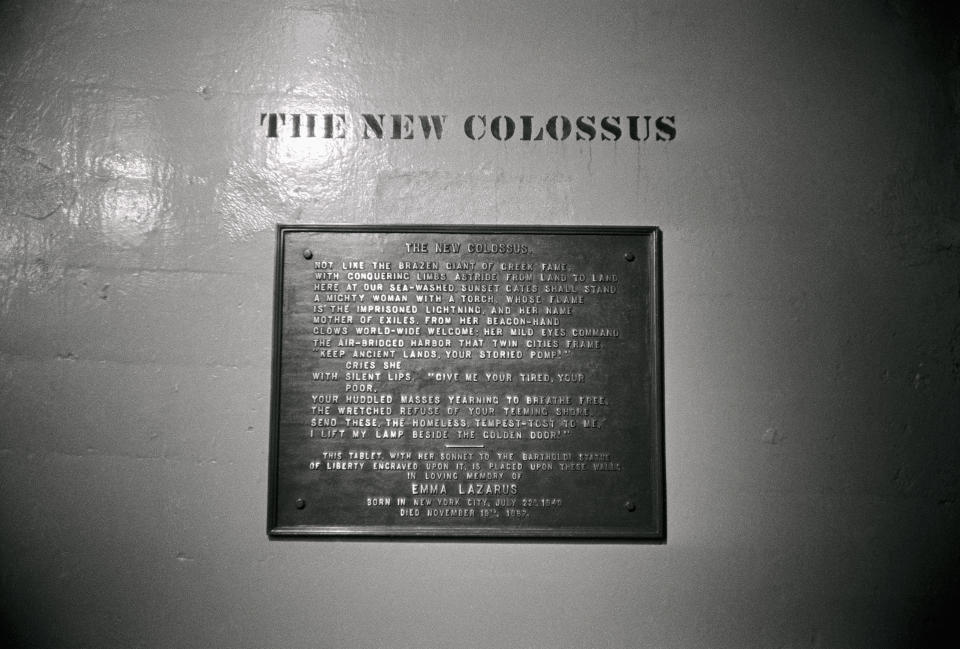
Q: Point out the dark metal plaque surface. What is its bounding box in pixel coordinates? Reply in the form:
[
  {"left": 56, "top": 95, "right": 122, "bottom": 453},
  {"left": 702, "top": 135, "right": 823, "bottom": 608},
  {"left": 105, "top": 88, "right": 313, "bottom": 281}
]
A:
[{"left": 268, "top": 225, "right": 663, "bottom": 540}]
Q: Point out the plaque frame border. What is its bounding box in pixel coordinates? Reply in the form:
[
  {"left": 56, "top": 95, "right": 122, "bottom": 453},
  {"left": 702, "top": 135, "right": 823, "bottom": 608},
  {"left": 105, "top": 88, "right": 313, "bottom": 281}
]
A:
[{"left": 268, "top": 224, "right": 665, "bottom": 542}]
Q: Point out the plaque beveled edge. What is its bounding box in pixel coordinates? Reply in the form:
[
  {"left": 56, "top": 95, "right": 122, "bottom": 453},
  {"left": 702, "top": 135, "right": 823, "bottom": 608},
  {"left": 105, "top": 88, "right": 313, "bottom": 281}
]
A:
[{"left": 267, "top": 224, "right": 665, "bottom": 542}]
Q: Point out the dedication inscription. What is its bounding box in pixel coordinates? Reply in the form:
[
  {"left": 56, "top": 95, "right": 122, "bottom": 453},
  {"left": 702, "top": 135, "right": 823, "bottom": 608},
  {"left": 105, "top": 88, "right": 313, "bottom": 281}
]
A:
[{"left": 268, "top": 225, "right": 664, "bottom": 539}]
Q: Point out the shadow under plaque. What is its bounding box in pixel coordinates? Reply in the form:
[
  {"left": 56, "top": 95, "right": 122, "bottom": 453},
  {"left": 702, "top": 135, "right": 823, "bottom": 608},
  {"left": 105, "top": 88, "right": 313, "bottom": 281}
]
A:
[{"left": 268, "top": 225, "right": 664, "bottom": 541}]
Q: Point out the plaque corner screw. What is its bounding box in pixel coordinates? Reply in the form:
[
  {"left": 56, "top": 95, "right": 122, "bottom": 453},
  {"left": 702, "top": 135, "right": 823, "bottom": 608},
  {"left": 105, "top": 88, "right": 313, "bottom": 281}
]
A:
[
  {"left": 625, "top": 501, "right": 636, "bottom": 512},
  {"left": 303, "top": 249, "right": 313, "bottom": 260},
  {"left": 295, "top": 498, "right": 306, "bottom": 509},
  {"left": 624, "top": 252, "right": 635, "bottom": 262}
]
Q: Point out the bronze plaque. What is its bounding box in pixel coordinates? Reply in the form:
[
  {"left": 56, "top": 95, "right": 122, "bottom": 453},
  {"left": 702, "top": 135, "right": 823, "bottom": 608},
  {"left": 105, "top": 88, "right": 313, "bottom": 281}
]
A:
[{"left": 268, "top": 225, "right": 664, "bottom": 540}]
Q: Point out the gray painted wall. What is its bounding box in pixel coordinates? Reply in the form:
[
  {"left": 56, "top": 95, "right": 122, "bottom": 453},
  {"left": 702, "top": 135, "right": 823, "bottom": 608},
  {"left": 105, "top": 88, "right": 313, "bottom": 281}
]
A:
[{"left": 1, "top": 1, "right": 958, "bottom": 647}]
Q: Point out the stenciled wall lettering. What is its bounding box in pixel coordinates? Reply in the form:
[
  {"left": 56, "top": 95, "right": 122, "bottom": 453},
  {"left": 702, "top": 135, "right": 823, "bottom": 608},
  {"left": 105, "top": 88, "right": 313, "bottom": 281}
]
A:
[{"left": 258, "top": 112, "right": 677, "bottom": 142}]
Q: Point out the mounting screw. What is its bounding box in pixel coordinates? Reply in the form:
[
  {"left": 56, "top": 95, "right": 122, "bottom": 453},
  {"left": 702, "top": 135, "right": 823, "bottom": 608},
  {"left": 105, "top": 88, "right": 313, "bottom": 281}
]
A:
[
  {"left": 295, "top": 498, "right": 306, "bottom": 509},
  {"left": 624, "top": 501, "right": 636, "bottom": 512},
  {"left": 303, "top": 249, "right": 313, "bottom": 260},
  {"left": 624, "top": 253, "right": 635, "bottom": 262}
]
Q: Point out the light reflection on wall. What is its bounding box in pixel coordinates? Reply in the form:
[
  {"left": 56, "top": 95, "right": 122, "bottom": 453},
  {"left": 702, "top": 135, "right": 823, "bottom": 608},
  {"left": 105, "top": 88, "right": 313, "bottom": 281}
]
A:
[
  {"left": 97, "top": 157, "right": 166, "bottom": 247},
  {"left": 86, "top": 97, "right": 168, "bottom": 247},
  {"left": 216, "top": 137, "right": 368, "bottom": 240}
]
